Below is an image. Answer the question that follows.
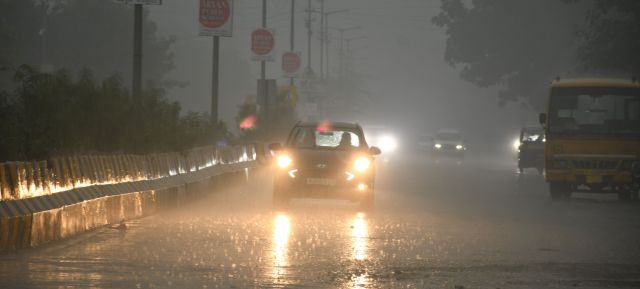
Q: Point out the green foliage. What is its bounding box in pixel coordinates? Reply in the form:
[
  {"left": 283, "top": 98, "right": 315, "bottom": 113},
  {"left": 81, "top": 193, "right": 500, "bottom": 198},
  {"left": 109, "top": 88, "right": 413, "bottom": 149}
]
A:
[
  {"left": 0, "top": 66, "right": 225, "bottom": 162},
  {"left": 433, "top": 0, "right": 587, "bottom": 109}
]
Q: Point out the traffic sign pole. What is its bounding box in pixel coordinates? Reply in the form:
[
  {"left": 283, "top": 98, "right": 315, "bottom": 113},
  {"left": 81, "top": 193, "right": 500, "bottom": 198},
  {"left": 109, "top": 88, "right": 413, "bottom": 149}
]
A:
[
  {"left": 198, "top": 0, "right": 233, "bottom": 124},
  {"left": 211, "top": 36, "right": 220, "bottom": 124},
  {"left": 133, "top": 4, "right": 142, "bottom": 97},
  {"left": 290, "top": 0, "right": 295, "bottom": 86},
  {"left": 261, "top": 0, "right": 268, "bottom": 124}
]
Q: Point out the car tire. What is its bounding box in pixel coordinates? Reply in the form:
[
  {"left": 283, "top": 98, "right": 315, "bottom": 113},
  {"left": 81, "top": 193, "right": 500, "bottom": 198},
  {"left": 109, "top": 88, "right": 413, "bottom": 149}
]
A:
[{"left": 549, "top": 182, "right": 571, "bottom": 200}]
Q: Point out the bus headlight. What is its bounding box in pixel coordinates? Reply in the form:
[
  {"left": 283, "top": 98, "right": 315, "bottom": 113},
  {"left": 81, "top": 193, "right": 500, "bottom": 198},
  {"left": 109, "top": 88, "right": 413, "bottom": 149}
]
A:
[
  {"left": 512, "top": 139, "right": 521, "bottom": 151},
  {"left": 434, "top": 143, "right": 442, "bottom": 149}
]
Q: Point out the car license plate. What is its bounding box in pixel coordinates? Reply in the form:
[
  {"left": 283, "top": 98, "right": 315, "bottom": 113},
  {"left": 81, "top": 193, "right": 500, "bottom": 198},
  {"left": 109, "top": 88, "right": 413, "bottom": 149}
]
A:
[
  {"left": 586, "top": 175, "right": 602, "bottom": 184},
  {"left": 306, "top": 178, "right": 336, "bottom": 186}
]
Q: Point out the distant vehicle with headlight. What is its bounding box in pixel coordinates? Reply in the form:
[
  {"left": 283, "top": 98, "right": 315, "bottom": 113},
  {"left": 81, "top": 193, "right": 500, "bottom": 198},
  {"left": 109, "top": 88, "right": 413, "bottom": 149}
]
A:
[
  {"left": 515, "top": 127, "right": 545, "bottom": 173},
  {"left": 432, "top": 129, "right": 466, "bottom": 158},
  {"left": 363, "top": 126, "right": 398, "bottom": 163},
  {"left": 269, "top": 121, "right": 382, "bottom": 208}
]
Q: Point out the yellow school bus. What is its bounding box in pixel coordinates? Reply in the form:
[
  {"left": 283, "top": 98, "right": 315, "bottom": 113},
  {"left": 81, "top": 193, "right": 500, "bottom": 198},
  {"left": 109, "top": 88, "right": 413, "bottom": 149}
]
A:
[{"left": 539, "top": 78, "right": 640, "bottom": 200}]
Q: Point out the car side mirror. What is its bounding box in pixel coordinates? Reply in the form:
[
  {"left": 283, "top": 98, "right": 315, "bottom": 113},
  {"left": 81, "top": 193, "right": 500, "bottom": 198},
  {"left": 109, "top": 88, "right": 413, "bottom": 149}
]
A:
[
  {"left": 268, "top": 143, "right": 282, "bottom": 151},
  {"left": 538, "top": 113, "right": 547, "bottom": 126},
  {"left": 369, "top": 146, "right": 382, "bottom": 155}
]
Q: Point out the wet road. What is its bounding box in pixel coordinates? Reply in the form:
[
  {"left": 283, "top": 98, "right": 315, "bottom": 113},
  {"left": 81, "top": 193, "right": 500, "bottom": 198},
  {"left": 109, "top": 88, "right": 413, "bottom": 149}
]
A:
[{"left": 2, "top": 152, "right": 640, "bottom": 289}]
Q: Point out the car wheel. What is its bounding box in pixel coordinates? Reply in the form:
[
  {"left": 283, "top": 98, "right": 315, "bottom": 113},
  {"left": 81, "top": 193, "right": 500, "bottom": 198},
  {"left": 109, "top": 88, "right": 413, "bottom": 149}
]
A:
[{"left": 549, "top": 182, "right": 571, "bottom": 200}]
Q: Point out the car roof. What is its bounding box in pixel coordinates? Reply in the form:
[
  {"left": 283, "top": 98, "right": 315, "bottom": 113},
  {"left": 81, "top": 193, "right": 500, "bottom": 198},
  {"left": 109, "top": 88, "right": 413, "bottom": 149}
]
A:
[
  {"left": 522, "top": 127, "right": 543, "bottom": 132},
  {"left": 296, "top": 121, "right": 360, "bottom": 130},
  {"left": 551, "top": 78, "right": 640, "bottom": 89},
  {"left": 437, "top": 129, "right": 461, "bottom": 134}
]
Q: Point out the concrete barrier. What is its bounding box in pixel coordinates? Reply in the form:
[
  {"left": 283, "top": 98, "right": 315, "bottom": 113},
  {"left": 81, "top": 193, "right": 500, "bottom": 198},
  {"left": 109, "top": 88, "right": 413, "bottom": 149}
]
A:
[
  {"left": 0, "top": 215, "right": 32, "bottom": 251},
  {"left": 0, "top": 144, "right": 269, "bottom": 252}
]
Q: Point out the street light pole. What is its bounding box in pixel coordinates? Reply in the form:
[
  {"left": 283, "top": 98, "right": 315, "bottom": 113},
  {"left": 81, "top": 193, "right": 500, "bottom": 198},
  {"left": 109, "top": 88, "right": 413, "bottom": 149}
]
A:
[
  {"left": 330, "top": 26, "right": 360, "bottom": 77},
  {"left": 261, "top": 0, "right": 266, "bottom": 81},
  {"left": 322, "top": 9, "right": 348, "bottom": 79},
  {"left": 306, "top": 0, "right": 312, "bottom": 72}
]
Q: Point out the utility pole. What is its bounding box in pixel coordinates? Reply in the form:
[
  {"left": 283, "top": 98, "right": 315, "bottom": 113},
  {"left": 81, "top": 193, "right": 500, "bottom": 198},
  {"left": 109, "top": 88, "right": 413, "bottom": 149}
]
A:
[{"left": 133, "top": 4, "right": 143, "bottom": 97}]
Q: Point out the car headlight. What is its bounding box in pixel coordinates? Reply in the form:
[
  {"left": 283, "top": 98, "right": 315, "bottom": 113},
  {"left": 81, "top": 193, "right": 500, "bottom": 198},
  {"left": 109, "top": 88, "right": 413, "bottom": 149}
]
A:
[
  {"left": 277, "top": 155, "right": 293, "bottom": 169},
  {"left": 354, "top": 157, "right": 370, "bottom": 172},
  {"left": 378, "top": 135, "right": 398, "bottom": 153},
  {"left": 455, "top": 144, "right": 463, "bottom": 150},
  {"left": 434, "top": 143, "right": 442, "bottom": 149},
  {"left": 512, "top": 139, "right": 521, "bottom": 151}
]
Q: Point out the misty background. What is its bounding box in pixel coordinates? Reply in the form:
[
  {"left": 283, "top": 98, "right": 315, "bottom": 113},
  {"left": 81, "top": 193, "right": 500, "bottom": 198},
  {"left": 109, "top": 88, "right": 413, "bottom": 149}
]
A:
[
  {"left": 148, "top": 0, "right": 536, "bottom": 143},
  {"left": 1, "top": 0, "right": 638, "bottom": 160}
]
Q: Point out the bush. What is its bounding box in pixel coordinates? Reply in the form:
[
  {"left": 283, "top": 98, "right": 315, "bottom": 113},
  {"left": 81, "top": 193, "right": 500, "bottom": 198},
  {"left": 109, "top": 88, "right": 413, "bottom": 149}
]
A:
[{"left": 0, "top": 65, "right": 227, "bottom": 161}]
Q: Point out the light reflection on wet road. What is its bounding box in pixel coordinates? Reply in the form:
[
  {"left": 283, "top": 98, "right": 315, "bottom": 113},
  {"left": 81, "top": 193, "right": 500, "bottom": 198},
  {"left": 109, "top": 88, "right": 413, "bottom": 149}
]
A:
[{"left": 2, "top": 152, "right": 640, "bottom": 288}]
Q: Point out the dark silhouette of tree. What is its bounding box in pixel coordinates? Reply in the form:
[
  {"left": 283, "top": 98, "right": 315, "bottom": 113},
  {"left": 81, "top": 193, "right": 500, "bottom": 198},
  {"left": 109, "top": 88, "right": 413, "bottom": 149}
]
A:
[
  {"left": 577, "top": 0, "right": 640, "bottom": 77},
  {"left": 433, "top": 0, "right": 587, "bottom": 110},
  {"left": 0, "top": 0, "right": 175, "bottom": 91}
]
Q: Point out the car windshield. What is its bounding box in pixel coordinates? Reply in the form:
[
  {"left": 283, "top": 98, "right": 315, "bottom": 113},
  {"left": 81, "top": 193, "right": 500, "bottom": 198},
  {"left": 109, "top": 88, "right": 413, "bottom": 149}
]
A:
[
  {"left": 436, "top": 132, "right": 461, "bottom": 141},
  {"left": 548, "top": 87, "right": 640, "bottom": 135},
  {"left": 419, "top": 135, "right": 433, "bottom": 142},
  {"left": 521, "top": 130, "right": 544, "bottom": 142},
  {"left": 289, "top": 127, "right": 362, "bottom": 150}
]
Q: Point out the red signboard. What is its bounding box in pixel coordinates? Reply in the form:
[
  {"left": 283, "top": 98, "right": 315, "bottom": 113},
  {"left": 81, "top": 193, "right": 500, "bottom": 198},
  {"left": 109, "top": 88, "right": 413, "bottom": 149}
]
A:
[
  {"left": 199, "top": 0, "right": 231, "bottom": 29},
  {"left": 251, "top": 28, "right": 274, "bottom": 56},
  {"left": 282, "top": 52, "right": 301, "bottom": 75}
]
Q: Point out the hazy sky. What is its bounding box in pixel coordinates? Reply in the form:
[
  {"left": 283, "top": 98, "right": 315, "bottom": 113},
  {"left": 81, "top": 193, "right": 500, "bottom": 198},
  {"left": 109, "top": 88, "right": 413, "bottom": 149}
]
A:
[{"left": 145, "top": 0, "right": 535, "bottom": 145}]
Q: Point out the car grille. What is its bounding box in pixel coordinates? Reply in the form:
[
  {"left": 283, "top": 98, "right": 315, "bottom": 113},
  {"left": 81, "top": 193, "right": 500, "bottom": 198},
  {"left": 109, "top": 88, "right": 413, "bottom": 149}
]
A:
[
  {"left": 442, "top": 144, "right": 456, "bottom": 150},
  {"left": 571, "top": 159, "right": 619, "bottom": 170}
]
